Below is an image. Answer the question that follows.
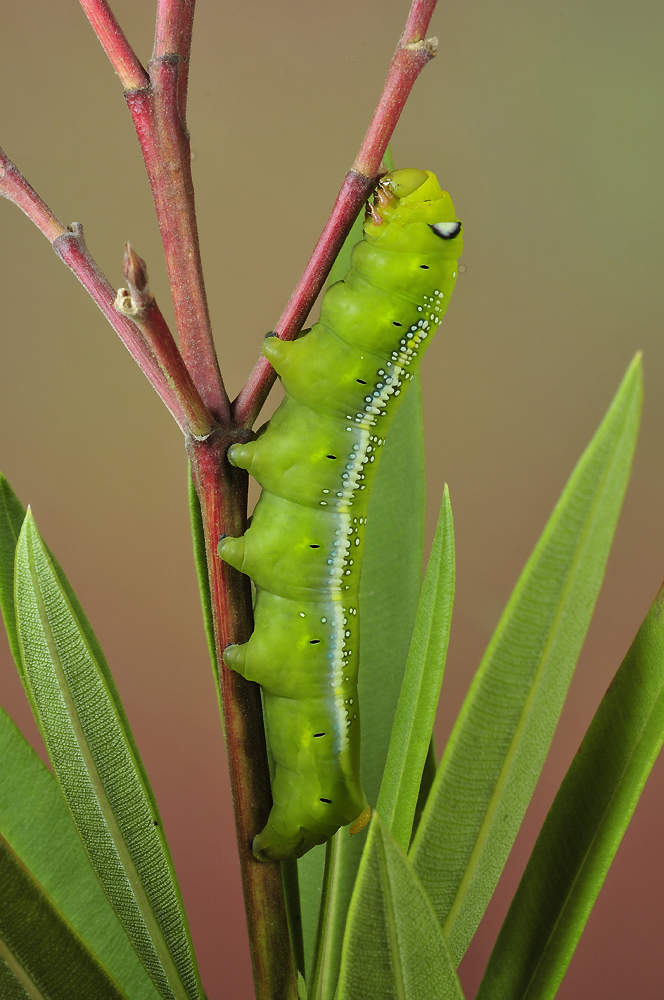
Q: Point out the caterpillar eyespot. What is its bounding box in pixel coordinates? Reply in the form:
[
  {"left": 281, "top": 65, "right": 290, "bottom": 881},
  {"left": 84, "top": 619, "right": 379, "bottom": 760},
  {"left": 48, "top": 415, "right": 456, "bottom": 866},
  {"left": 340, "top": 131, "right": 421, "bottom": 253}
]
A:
[
  {"left": 219, "top": 168, "right": 462, "bottom": 861},
  {"left": 430, "top": 220, "right": 462, "bottom": 240}
]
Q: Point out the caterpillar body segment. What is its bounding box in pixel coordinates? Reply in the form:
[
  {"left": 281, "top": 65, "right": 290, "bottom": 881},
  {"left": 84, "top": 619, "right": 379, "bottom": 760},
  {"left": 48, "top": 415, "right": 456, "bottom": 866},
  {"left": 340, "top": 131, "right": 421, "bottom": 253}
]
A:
[{"left": 218, "top": 169, "right": 462, "bottom": 861}]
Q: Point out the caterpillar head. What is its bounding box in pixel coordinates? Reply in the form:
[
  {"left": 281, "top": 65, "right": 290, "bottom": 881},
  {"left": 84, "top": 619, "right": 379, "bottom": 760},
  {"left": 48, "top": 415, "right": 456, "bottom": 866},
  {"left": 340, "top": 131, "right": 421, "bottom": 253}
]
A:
[{"left": 365, "top": 168, "right": 461, "bottom": 254}]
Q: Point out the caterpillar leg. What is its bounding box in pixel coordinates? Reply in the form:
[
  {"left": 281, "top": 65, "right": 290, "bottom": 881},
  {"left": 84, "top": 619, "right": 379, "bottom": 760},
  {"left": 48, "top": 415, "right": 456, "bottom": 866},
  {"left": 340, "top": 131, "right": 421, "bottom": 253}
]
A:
[
  {"left": 222, "top": 642, "right": 248, "bottom": 677},
  {"left": 227, "top": 441, "right": 256, "bottom": 471},
  {"left": 217, "top": 534, "right": 247, "bottom": 574}
]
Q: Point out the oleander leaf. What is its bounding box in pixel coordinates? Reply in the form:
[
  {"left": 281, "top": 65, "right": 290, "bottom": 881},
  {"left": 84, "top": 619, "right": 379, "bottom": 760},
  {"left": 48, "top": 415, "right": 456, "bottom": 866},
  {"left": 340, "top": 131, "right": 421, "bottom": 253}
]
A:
[
  {"left": 378, "top": 484, "right": 455, "bottom": 850},
  {"left": 0, "top": 705, "right": 159, "bottom": 1000},
  {"left": 0, "top": 828, "right": 128, "bottom": 1000},
  {"left": 14, "top": 511, "right": 204, "bottom": 1000},
  {"left": 337, "top": 812, "right": 465, "bottom": 1000},
  {"left": 410, "top": 354, "right": 642, "bottom": 963},
  {"left": 477, "top": 580, "right": 664, "bottom": 1000},
  {"left": 0, "top": 473, "right": 28, "bottom": 678},
  {"left": 302, "top": 378, "right": 426, "bottom": 993},
  {"left": 187, "top": 468, "right": 219, "bottom": 696}
]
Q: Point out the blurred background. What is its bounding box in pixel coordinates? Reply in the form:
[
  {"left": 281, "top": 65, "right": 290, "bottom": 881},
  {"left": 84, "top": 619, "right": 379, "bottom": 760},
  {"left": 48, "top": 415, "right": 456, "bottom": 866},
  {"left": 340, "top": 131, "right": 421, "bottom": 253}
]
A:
[{"left": 1, "top": 0, "right": 663, "bottom": 996}]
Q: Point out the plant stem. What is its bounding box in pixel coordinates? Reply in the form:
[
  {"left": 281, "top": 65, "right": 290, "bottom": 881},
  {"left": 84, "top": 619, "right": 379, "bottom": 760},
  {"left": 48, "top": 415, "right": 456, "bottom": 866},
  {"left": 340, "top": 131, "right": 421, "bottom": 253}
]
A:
[
  {"left": 52, "top": 226, "right": 187, "bottom": 428},
  {"left": 231, "top": 0, "right": 439, "bottom": 430},
  {"left": 78, "top": 0, "right": 149, "bottom": 90},
  {"left": 0, "top": 148, "right": 185, "bottom": 424},
  {"left": 0, "top": 147, "right": 67, "bottom": 242},
  {"left": 116, "top": 245, "right": 216, "bottom": 439},
  {"left": 189, "top": 436, "right": 298, "bottom": 1000},
  {"left": 124, "top": 59, "right": 229, "bottom": 424}
]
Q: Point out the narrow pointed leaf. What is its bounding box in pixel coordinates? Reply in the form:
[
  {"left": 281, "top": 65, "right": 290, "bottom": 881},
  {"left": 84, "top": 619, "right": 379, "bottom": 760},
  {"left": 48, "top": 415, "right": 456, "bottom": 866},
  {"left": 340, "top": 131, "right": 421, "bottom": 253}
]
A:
[
  {"left": 14, "top": 512, "right": 204, "bottom": 1000},
  {"left": 187, "top": 469, "right": 218, "bottom": 684},
  {"left": 0, "top": 473, "right": 28, "bottom": 677},
  {"left": 477, "top": 580, "right": 664, "bottom": 1000},
  {"left": 410, "top": 355, "right": 642, "bottom": 963},
  {"left": 300, "top": 377, "right": 426, "bottom": 992},
  {"left": 0, "top": 705, "right": 159, "bottom": 999},
  {"left": 338, "top": 813, "right": 465, "bottom": 1000},
  {"left": 378, "top": 486, "right": 455, "bottom": 849},
  {"left": 0, "top": 829, "right": 128, "bottom": 1000}
]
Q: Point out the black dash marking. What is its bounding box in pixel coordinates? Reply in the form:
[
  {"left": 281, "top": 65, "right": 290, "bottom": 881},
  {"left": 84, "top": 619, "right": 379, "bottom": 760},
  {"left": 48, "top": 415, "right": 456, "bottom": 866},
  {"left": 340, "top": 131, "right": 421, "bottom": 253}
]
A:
[
  {"left": 327, "top": 454, "right": 337, "bottom": 459},
  {"left": 309, "top": 639, "right": 321, "bottom": 644},
  {"left": 419, "top": 264, "right": 430, "bottom": 269},
  {"left": 313, "top": 732, "right": 326, "bottom": 738},
  {"left": 154, "top": 820, "right": 158, "bottom": 826},
  {"left": 392, "top": 321, "right": 403, "bottom": 327},
  {"left": 310, "top": 544, "right": 320, "bottom": 549},
  {"left": 320, "top": 798, "right": 332, "bottom": 804},
  {"left": 356, "top": 379, "right": 367, "bottom": 384}
]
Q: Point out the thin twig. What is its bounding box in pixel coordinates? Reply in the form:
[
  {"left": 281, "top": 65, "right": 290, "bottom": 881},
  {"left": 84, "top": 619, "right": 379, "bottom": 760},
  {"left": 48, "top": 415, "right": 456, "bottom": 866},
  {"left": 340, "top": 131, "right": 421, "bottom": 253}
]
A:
[
  {"left": 232, "top": 0, "right": 439, "bottom": 430},
  {"left": 116, "top": 245, "right": 217, "bottom": 439},
  {"left": 153, "top": 0, "right": 196, "bottom": 117},
  {"left": 79, "top": 0, "right": 228, "bottom": 423},
  {"left": 54, "top": 226, "right": 188, "bottom": 427},
  {"left": 78, "top": 0, "right": 149, "bottom": 90},
  {"left": 0, "top": 148, "right": 67, "bottom": 242},
  {"left": 125, "top": 62, "right": 229, "bottom": 424},
  {"left": 1, "top": 148, "right": 185, "bottom": 424}
]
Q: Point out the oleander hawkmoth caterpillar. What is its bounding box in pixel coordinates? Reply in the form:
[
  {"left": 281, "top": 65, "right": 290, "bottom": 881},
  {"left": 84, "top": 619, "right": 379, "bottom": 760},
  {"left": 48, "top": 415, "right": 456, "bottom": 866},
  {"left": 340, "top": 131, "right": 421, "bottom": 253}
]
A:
[{"left": 219, "top": 168, "right": 462, "bottom": 861}]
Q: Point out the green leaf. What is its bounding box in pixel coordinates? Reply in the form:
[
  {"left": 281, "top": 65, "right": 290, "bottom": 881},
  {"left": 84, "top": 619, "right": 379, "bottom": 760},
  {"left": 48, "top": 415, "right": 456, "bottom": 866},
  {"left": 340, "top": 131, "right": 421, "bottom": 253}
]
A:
[
  {"left": 337, "top": 813, "right": 465, "bottom": 1000},
  {"left": 14, "top": 512, "right": 204, "bottom": 1000},
  {"left": 298, "top": 971, "right": 308, "bottom": 1000},
  {"left": 0, "top": 705, "right": 159, "bottom": 1000},
  {"left": 301, "top": 376, "right": 426, "bottom": 994},
  {"left": 0, "top": 829, "right": 128, "bottom": 1000},
  {"left": 187, "top": 468, "right": 218, "bottom": 684},
  {"left": 477, "top": 580, "right": 664, "bottom": 1000},
  {"left": 410, "top": 354, "right": 642, "bottom": 964},
  {"left": 0, "top": 473, "right": 28, "bottom": 678},
  {"left": 378, "top": 485, "right": 455, "bottom": 850}
]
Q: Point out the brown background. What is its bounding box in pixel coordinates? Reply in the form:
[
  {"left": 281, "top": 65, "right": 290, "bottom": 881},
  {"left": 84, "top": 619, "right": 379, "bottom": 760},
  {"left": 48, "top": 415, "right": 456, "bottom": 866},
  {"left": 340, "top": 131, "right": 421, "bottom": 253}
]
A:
[{"left": 1, "top": 1, "right": 663, "bottom": 997}]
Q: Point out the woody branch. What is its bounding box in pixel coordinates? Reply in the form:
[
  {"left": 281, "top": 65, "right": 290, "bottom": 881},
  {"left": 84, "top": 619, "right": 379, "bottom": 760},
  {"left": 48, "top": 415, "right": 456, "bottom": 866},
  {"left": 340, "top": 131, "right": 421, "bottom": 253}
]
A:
[
  {"left": 0, "top": 147, "right": 198, "bottom": 432},
  {"left": 231, "top": 0, "right": 439, "bottom": 430}
]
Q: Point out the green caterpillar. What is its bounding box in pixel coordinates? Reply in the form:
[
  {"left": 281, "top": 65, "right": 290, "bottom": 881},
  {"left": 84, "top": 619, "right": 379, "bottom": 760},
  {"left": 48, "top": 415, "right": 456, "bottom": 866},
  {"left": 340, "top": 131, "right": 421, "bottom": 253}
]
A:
[{"left": 219, "top": 169, "right": 462, "bottom": 861}]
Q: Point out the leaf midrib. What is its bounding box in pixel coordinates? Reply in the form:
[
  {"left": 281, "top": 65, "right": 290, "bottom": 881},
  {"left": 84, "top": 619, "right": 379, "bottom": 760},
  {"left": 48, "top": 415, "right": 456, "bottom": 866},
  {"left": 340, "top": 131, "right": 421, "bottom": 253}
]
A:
[
  {"left": 376, "top": 832, "right": 406, "bottom": 1000},
  {"left": 0, "top": 932, "right": 48, "bottom": 1000}
]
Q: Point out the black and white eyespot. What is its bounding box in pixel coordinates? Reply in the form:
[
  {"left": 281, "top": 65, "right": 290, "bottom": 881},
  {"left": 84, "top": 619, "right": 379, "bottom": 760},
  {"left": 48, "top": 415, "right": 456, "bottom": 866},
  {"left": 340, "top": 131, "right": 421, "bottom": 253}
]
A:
[{"left": 429, "top": 221, "right": 461, "bottom": 240}]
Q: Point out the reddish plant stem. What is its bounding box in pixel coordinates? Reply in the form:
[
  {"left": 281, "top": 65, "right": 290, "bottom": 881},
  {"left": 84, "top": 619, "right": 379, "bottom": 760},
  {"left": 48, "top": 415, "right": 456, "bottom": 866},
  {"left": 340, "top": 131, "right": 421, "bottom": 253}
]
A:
[
  {"left": 54, "top": 227, "right": 188, "bottom": 426},
  {"left": 115, "top": 274, "right": 215, "bottom": 439},
  {"left": 232, "top": 0, "right": 439, "bottom": 430},
  {"left": 125, "top": 66, "right": 229, "bottom": 425},
  {"left": 189, "top": 437, "right": 298, "bottom": 1000},
  {"left": 0, "top": 148, "right": 67, "bottom": 242},
  {"left": 78, "top": 0, "right": 149, "bottom": 90},
  {"left": 232, "top": 170, "right": 376, "bottom": 429},
  {"left": 154, "top": 0, "right": 196, "bottom": 118},
  {"left": 402, "top": 0, "right": 439, "bottom": 47},
  {"left": 1, "top": 148, "right": 184, "bottom": 424}
]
